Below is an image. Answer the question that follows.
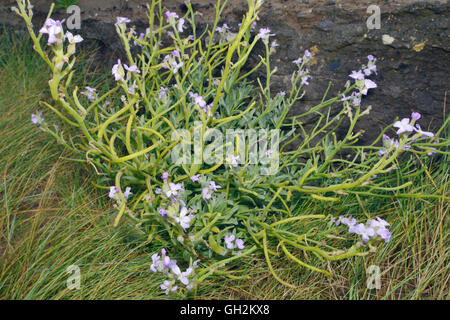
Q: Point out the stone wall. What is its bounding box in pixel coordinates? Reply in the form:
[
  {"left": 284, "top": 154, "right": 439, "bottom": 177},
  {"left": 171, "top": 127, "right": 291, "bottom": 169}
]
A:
[{"left": 1, "top": 0, "right": 448, "bottom": 143}]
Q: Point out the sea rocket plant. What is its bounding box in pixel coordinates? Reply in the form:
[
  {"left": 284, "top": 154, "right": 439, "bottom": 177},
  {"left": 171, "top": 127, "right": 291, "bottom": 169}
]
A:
[{"left": 15, "top": 0, "right": 448, "bottom": 296}]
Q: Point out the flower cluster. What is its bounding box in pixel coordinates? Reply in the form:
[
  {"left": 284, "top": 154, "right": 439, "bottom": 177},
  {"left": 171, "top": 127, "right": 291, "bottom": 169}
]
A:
[
  {"left": 112, "top": 58, "right": 140, "bottom": 82},
  {"left": 227, "top": 154, "right": 240, "bottom": 167},
  {"left": 80, "top": 86, "right": 97, "bottom": 100},
  {"left": 189, "top": 92, "right": 212, "bottom": 115},
  {"left": 379, "top": 112, "right": 435, "bottom": 156},
  {"left": 332, "top": 216, "right": 391, "bottom": 243},
  {"left": 39, "top": 18, "right": 84, "bottom": 50},
  {"left": 154, "top": 173, "right": 196, "bottom": 230},
  {"left": 292, "top": 50, "right": 313, "bottom": 86},
  {"left": 201, "top": 180, "right": 222, "bottom": 201},
  {"left": 162, "top": 50, "right": 184, "bottom": 74},
  {"left": 108, "top": 186, "right": 133, "bottom": 201},
  {"left": 39, "top": 18, "right": 64, "bottom": 44},
  {"left": 342, "top": 55, "right": 378, "bottom": 107},
  {"left": 31, "top": 110, "right": 44, "bottom": 125},
  {"left": 165, "top": 11, "right": 186, "bottom": 33},
  {"left": 215, "top": 23, "right": 230, "bottom": 34},
  {"left": 224, "top": 234, "right": 245, "bottom": 254},
  {"left": 150, "top": 248, "right": 199, "bottom": 294},
  {"left": 257, "top": 27, "right": 275, "bottom": 41}
]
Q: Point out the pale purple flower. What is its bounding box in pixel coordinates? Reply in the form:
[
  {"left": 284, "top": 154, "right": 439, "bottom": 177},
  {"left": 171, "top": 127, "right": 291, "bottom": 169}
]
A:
[
  {"left": 333, "top": 216, "right": 355, "bottom": 227},
  {"left": 189, "top": 92, "right": 207, "bottom": 108},
  {"left": 165, "top": 182, "right": 183, "bottom": 198},
  {"left": 427, "top": 147, "right": 437, "bottom": 156},
  {"left": 368, "top": 55, "right": 375, "bottom": 61},
  {"left": 159, "top": 208, "right": 167, "bottom": 217},
  {"left": 165, "top": 11, "right": 179, "bottom": 23},
  {"left": 257, "top": 27, "right": 275, "bottom": 40},
  {"left": 108, "top": 186, "right": 119, "bottom": 199},
  {"left": 351, "top": 92, "right": 361, "bottom": 106},
  {"left": 190, "top": 174, "right": 200, "bottom": 183},
  {"left": 115, "top": 17, "right": 131, "bottom": 26},
  {"left": 123, "top": 187, "right": 133, "bottom": 199},
  {"left": 368, "top": 217, "right": 390, "bottom": 229},
  {"left": 127, "top": 84, "right": 138, "bottom": 95},
  {"left": 150, "top": 253, "right": 160, "bottom": 272},
  {"left": 177, "top": 18, "right": 186, "bottom": 33},
  {"left": 414, "top": 124, "right": 434, "bottom": 138},
  {"left": 393, "top": 118, "right": 414, "bottom": 135},
  {"left": 235, "top": 238, "right": 245, "bottom": 250},
  {"left": 133, "top": 32, "right": 145, "bottom": 46},
  {"left": 161, "top": 51, "right": 184, "bottom": 73},
  {"left": 149, "top": 248, "right": 174, "bottom": 272},
  {"left": 224, "top": 234, "right": 235, "bottom": 249},
  {"left": 65, "top": 31, "right": 83, "bottom": 44},
  {"left": 202, "top": 103, "right": 213, "bottom": 114},
  {"left": 175, "top": 207, "right": 194, "bottom": 229},
  {"left": 411, "top": 112, "right": 421, "bottom": 121},
  {"left": 301, "top": 74, "right": 311, "bottom": 86},
  {"left": 349, "top": 70, "right": 365, "bottom": 81},
  {"left": 124, "top": 64, "right": 140, "bottom": 74},
  {"left": 271, "top": 40, "right": 279, "bottom": 48},
  {"left": 364, "top": 63, "right": 377, "bottom": 76},
  {"left": 155, "top": 188, "right": 162, "bottom": 195},
  {"left": 80, "top": 86, "right": 97, "bottom": 100},
  {"left": 216, "top": 24, "right": 230, "bottom": 33},
  {"left": 341, "top": 93, "right": 351, "bottom": 102},
  {"left": 172, "top": 50, "right": 180, "bottom": 58},
  {"left": 171, "top": 265, "right": 193, "bottom": 285},
  {"left": 170, "top": 60, "right": 184, "bottom": 74},
  {"left": 112, "top": 59, "right": 124, "bottom": 81},
  {"left": 349, "top": 223, "right": 375, "bottom": 243},
  {"left": 380, "top": 135, "right": 401, "bottom": 155},
  {"left": 304, "top": 49, "right": 312, "bottom": 58},
  {"left": 202, "top": 187, "right": 212, "bottom": 201},
  {"left": 361, "top": 79, "right": 377, "bottom": 95},
  {"left": 39, "top": 18, "right": 64, "bottom": 44},
  {"left": 341, "top": 217, "right": 357, "bottom": 227},
  {"left": 161, "top": 172, "right": 169, "bottom": 181},
  {"left": 159, "top": 87, "right": 168, "bottom": 99},
  {"left": 376, "top": 227, "right": 391, "bottom": 242},
  {"left": 161, "top": 280, "right": 178, "bottom": 295},
  {"left": 209, "top": 181, "right": 221, "bottom": 191},
  {"left": 31, "top": 110, "right": 44, "bottom": 125},
  {"left": 162, "top": 255, "right": 173, "bottom": 269},
  {"left": 293, "top": 57, "right": 303, "bottom": 65},
  {"left": 229, "top": 155, "right": 239, "bottom": 167}
]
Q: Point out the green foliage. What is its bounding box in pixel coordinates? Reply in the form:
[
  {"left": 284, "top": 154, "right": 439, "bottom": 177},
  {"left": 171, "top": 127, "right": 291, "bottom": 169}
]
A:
[{"left": 55, "top": 0, "right": 78, "bottom": 9}]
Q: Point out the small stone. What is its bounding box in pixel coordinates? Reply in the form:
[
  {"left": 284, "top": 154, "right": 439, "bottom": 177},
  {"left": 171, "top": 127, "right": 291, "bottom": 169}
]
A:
[{"left": 382, "top": 34, "right": 395, "bottom": 45}]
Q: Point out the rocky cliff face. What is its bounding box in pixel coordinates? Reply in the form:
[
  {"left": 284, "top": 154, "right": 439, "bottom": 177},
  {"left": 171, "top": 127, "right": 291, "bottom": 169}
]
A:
[{"left": 1, "top": 0, "right": 448, "bottom": 144}]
